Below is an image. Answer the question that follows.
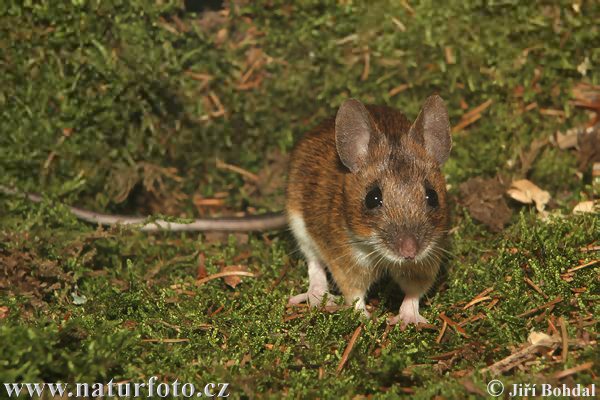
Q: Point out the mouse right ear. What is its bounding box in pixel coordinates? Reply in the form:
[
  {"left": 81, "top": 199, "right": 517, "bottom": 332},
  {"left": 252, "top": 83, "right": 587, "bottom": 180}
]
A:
[
  {"left": 335, "top": 99, "right": 374, "bottom": 173},
  {"left": 409, "top": 95, "right": 452, "bottom": 165}
]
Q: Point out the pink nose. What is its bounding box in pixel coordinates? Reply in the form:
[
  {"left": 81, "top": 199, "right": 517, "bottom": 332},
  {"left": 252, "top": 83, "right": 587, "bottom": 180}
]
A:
[{"left": 397, "top": 235, "right": 418, "bottom": 259}]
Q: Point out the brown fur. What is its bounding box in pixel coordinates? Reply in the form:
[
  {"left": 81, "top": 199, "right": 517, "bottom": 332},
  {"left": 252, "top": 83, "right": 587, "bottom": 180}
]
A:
[{"left": 287, "top": 103, "right": 449, "bottom": 307}]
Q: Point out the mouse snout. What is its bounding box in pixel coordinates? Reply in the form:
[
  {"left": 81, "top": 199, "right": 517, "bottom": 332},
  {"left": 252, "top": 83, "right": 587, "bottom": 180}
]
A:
[{"left": 396, "top": 234, "right": 419, "bottom": 259}]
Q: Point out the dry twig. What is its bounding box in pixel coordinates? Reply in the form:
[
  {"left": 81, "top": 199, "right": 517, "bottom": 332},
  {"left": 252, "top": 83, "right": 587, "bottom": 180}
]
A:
[
  {"left": 517, "top": 296, "right": 562, "bottom": 317},
  {"left": 337, "top": 324, "right": 363, "bottom": 373},
  {"left": 452, "top": 99, "right": 493, "bottom": 133},
  {"left": 195, "top": 270, "right": 256, "bottom": 286}
]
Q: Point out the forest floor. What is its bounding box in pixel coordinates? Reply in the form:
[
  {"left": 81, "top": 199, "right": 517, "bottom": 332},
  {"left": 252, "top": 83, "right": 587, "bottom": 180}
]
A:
[{"left": 1, "top": 1, "right": 598, "bottom": 398}]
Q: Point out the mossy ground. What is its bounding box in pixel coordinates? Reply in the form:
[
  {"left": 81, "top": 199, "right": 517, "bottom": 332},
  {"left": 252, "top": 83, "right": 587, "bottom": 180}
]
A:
[{"left": 0, "top": 1, "right": 598, "bottom": 398}]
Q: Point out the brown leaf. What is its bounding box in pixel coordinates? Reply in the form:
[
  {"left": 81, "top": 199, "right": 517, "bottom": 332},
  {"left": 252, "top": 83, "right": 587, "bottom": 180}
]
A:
[
  {"left": 240, "top": 353, "right": 252, "bottom": 367},
  {"left": 0, "top": 231, "right": 74, "bottom": 315},
  {"left": 528, "top": 331, "right": 560, "bottom": 347},
  {"left": 221, "top": 265, "right": 249, "bottom": 289},
  {"left": 573, "top": 201, "right": 596, "bottom": 214},
  {"left": 507, "top": 179, "right": 551, "bottom": 212},
  {"left": 577, "top": 124, "right": 600, "bottom": 171},
  {"left": 197, "top": 252, "right": 208, "bottom": 280},
  {"left": 0, "top": 306, "right": 9, "bottom": 319},
  {"left": 459, "top": 176, "right": 512, "bottom": 232}
]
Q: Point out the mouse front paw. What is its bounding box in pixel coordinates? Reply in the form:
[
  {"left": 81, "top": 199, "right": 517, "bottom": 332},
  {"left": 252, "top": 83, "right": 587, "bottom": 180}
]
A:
[
  {"left": 387, "top": 295, "right": 428, "bottom": 327},
  {"left": 387, "top": 311, "right": 428, "bottom": 327},
  {"left": 288, "top": 289, "right": 338, "bottom": 307}
]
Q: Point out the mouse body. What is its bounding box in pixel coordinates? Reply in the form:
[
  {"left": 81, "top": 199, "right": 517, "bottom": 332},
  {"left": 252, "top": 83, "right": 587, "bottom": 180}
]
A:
[
  {"left": 0, "top": 96, "right": 450, "bottom": 326},
  {"left": 286, "top": 96, "right": 451, "bottom": 326}
]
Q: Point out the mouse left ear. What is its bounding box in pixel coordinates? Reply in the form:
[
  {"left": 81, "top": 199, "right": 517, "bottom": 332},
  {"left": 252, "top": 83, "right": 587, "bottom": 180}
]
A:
[
  {"left": 335, "top": 99, "right": 375, "bottom": 173},
  {"left": 408, "top": 95, "right": 452, "bottom": 165}
]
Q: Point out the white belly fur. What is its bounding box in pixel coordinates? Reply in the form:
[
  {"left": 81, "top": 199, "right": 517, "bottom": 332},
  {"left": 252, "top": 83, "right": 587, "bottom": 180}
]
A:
[{"left": 288, "top": 211, "right": 321, "bottom": 263}]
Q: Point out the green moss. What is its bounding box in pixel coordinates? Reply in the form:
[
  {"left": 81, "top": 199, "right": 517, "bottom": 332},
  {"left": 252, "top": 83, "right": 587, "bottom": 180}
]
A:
[{"left": 1, "top": 1, "right": 599, "bottom": 398}]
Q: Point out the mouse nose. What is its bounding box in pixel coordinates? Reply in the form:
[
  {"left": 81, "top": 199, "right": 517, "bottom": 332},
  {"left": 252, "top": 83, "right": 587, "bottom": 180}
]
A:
[{"left": 397, "top": 234, "right": 419, "bottom": 259}]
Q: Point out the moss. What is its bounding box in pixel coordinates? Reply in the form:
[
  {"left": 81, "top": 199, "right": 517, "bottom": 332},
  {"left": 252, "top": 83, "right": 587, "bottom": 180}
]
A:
[{"left": 1, "top": 1, "right": 599, "bottom": 398}]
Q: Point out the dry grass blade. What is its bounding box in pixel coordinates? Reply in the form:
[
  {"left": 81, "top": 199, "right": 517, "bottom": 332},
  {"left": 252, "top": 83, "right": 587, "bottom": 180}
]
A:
[
  {"left": 388, "top": 83, "right": 411, "bottom": 97},
  {"left": 580, "top": 244, "right": 600, "bottom": 252},
  {"left": 517, "top": 296, "right": 562, "bottom": 317},
  {"left": 439, "top": 313, "right": 469, "bottom": 337},
  {"left": 463, "top": 296, "right": 492, "bottom": 310},
  {"left": 141, "top": 338, "right": 190, "bottom": 343},
  {"left": 336, "top": 324, "right": 363, "bottom": 374},
  {"left": 195, "top": 270, "right": 256, "bottom": 286},
  {"left": 452, "top": 99, "right": 493, "bottom": 133},
  {"left": 566, "top": 259, "right": 599, "bottom": 273},
  {"left": 184, "top": 70, "right": 213, "bottom": 84},
  {"left": 283, "top": 313, "right": 305, "bottom": 322},
  {"left": 390, "top": 17, "right": 406, "bottom": 32},
  {"left": 458, "top": 313, "right": 486, "bottom": 327},
  {"left": 215, "top": 159, "right": 259, "bottom": 182},
  {"left": 558, "top": 317, "right": 568, "bottom": 363},
  {"left": 553, "top": 361, "right": 594, "bottom": 379},
  {"left": 481, "top": 331, "right": 560, "bottom": 376},
  {"left": 524, "top": 277, "right": 548, "bottom": 299},
  {"left": 436, "top": 319, "right": 448, "bottom": 343},
  {"left": 539, "top": 108, "right": 566, "bottom": 117},
  {"left": 361, "top": 49, "right": 370, "bottom": 81},
  {"left": 400, "top": 0, "right": 415, "bottom": 15},
  {"left": 444, "top": 46, "right": 455, "bottom": 64}
]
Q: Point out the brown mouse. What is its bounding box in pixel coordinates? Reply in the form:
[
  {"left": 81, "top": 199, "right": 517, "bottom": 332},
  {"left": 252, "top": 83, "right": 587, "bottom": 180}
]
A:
[
  {"left": 0, "top": 95, "right": 451, "bottom": 326},
  {"left": 286, "top": 95, "right": 451, "bottom": 326}
]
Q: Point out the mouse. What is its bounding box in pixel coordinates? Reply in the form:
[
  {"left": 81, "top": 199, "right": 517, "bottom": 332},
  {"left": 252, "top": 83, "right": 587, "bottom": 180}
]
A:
[
  {"left": 286, "top": 95, "right": 451, "bottom": 327},
  {"left": 0, "top": 95, "right": 451, "bottom": 326}
]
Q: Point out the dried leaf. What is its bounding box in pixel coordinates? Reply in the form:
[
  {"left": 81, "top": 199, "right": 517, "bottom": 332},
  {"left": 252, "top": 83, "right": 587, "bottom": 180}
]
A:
[
  {"left": 527, "top": 331, "right": 560, "bottom": 347},
  {"left": 555, "top": 128, "right": 579, "bottom": 150},
  {"left": 577, "top": 57, "right": 591, "bottom": 76},
  {"left": 577, "top": 124, "right": 600, "bottom": 171},
  {"left": 221, "top": 265, "right": 249, "bottom": 289},
  {"left": 507, "top": 179, "right": 551, "bottom": 212},
  {"left": 71, "top": 291, "right": 88, "bottom": 305},
  {"left": 459, "top": 176, "right": 512, "bottom": 232},
  {"left": 0, "top": 306, "right": 9, "bottom": 319},
  {"left": 573, "top": 201, "right": 596, "bottom": 214},
  {"left": 197, "top": 252, "right": 208, "bottom": 280},
  {"left": 482, "top": 331, "right": 560, "bottom": 375}
]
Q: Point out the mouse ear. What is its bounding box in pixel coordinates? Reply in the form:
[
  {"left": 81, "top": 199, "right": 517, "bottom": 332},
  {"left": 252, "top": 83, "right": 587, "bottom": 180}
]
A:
[
  {"left": 408, "top": 95, "right": 452, "bottom": 165},
  {"left": 335, "top": 99, "right": 375, "bottom": 173}
]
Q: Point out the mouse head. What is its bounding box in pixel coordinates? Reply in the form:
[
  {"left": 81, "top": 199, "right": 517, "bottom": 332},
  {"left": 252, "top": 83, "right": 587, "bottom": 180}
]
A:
[{"left": 335, "top": 96, "right": 451, "bottom": 266}]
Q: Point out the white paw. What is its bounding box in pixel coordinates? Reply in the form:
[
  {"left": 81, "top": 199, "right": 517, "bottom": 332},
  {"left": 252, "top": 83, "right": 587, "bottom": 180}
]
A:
[
  {"left": 353, "top": 298, "right": 371, "bottom": 319},
  {"left": 288, "top": 289, "right": 338, "bottom": 307},
  {"left": 387, "top": 295, "right": 428, "bottom": 327},
  {"left": 387, "top": 311, "right": 428, "bottom": 327}
]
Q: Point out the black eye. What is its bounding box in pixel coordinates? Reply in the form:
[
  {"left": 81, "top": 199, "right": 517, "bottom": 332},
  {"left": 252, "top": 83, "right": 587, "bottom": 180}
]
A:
[
  {"left": 425, "top": 187, "right": 439, "bottom": 208},
  {"left": 365, "top": 187, "right": 383, "bottom": 209}
]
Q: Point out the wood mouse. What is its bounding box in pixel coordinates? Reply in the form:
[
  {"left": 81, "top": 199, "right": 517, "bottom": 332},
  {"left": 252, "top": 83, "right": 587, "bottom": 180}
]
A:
[
  {"left": 286, "top": 95, "right": 451, "bottom": 326},
  {"left": 1, "top": 95, "right": 451, "bottom": 326}
]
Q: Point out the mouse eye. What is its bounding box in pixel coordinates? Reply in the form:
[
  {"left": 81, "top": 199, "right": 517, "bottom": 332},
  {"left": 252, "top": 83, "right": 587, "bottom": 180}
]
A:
[
  {"left": 425, "top": 187, "right": 439, "bottom": 208},
  {"left": 365, "top": 187, "right": 383, "bottom": 209}
]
